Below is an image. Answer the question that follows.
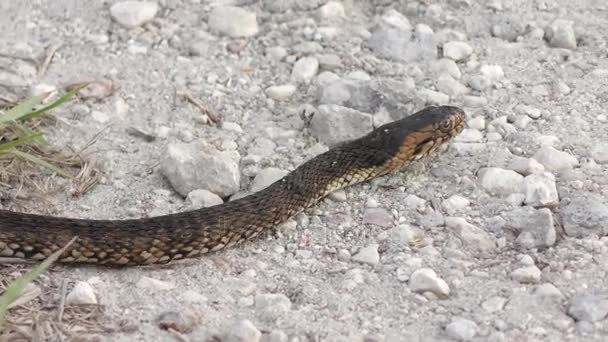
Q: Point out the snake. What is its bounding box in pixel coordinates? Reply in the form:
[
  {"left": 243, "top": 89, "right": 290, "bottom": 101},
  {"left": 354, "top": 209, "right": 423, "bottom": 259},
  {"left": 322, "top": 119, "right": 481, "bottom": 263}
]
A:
[{"left": 0, "top": 105, "right": 465, "bottom": 266}]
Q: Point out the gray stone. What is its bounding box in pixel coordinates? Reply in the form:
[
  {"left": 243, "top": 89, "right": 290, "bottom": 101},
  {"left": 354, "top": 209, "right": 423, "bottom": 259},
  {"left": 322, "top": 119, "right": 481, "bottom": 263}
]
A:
[
  {"left": 352, "top": 244, "right": 380, "bottom": 265},
  {"left": 478, "top": 167, "right": 524, "bottom": 196},
  {"left": 265, "top": 330, "right": 288, "bottom": 342},
  {"left": 310, "top": 104, "right": 373, "bottom": 146},
  {"left": 409, "top": 268, "right": 450, "bottom": 298},
  {"left": 317, "top": 54, "right": 342, "bottom": 70},
  {"left": 481, "top": 296, "right": 506, "bottom": 313},
  {"left": 511, "top": 265, "right": 541, "bottom": 284},
  {"left": 523, "top": 172, "right": 559, "bottom": 207},
  {"left": 568, "top": 293, "right": 608, "bottom": 322},
  {"left": 317, "top": 79, "right": 378, "bottom": 113},
  {"left": 491, "top": 17, "right": 526, "bottom": 41},
  {"left": 366, "top": 9, "right": 436, "bottom": 62},
  {"left": 225, "top": 319, "right": 261, "bottom": 342},
  {"left": 561, "top": 193, "right": 608, "bottom": 237},
  {"left": 591, "top": 144, "right": 608, "bottom": 164},
  {"left": 467, "top": 116, "right": 486, "bottom": 130},
  {"left": 362, "top": 207, "right": 393, "bottom": 227},
  {"left": 187, "top": 189, "right": 223, "bottom": 208},
  {"left": 468, "top": 75, "right": 493, "bottom": 91},
  {"left": 436, "top": 74, "right": 468, "bottom": 97},
  {"left": 443, "top": 41, "right": 473, "bottom": 61},
  {"left": 545, "top": 19, "right": 577, "bottom": 50},
  {"left": 266, "top": 46, "right": 287, "bottom": 61},
  {"left": 110, "top": 1, "right": 158, "bottom": 28},
  {"left": 445, "top": 318, "right": 478, "bottom": 341},
  {"left": 445, "top": 217, "right": 496, "bottom": 252},
  {"left": 208, "top": 6, "right": 258, "bottom": 38},
  {"left": 265, "top": 84, "right": 296, "bottom": 101},
  {"left": 251, "top": 168, "right": 288, "bottom": 192},
  {"left": 290, "top": 57, "right": 319, "bottom": 83},
  {"left": 293, "top": 41, "right": 323, "bottom": 55},
  {"left": 534, "top": 283, "right": 564, "bottom": 299},
  {"left": 255, "top": 293, "right": 292, "bottom": 320},
  {"left": 161, "top": 142, "right": 240, "bottom": 197},
  {"left": 504, "top": 207, "right": 556, "bottom": 248}
]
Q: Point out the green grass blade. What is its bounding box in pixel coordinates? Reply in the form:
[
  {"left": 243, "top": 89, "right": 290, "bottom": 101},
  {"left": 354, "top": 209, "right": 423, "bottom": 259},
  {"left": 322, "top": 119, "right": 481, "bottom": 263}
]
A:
[
  {"left": 0, "top": 92, "right": 48, "bottom": 124},
  {"left": 0, "top": 133, "right": 44, "bottom": 152},
  {"left": 9, "top": 123, "right": 48, "bottom": 145},
  {"left": 18, "top": 83, "right": 88, "bottom": 122},
  {"left": 0, "top": 237, "right": 77, "bottom": 332},
  {"left": 8, "top": 150, "right": 76, "bottom": 180}
]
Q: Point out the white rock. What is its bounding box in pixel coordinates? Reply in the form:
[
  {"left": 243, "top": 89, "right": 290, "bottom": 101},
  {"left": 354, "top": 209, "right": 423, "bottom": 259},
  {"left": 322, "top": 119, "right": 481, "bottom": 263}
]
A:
[
  {"left": 409, "top": 268, "right": 450, "bottom": 298},
  {"left": 591, "top": 144, "right": 608, "bottom": 164},
  {"left": 136, "top": 276, "right": 175, "bottom": 290},
  {"left": 508, "top": 156, "right": 544, "bottom": 176},
  {"left": 445, "top": 217, "right": 496, "bottom": 252},
  {"left": 480, "top": 64, "right": 505, "bottom": 82},
  {"left": 511, "top": 265, "right": 541, "bottom": 284},
  {"left": 352, "top": 244, "right": 380, "bottom": 265},
  {"left": 445, "top": 318, "right": 478, "bottom": 341},
  {"left": 516, "top": 104, "right": 542, "bottom": 119},
  {"left": 454, "top": 128, "right": 483, "bottom": 142},
  {"left": 432, "top": 58, "right": 462, "bottom": 79},
  {"left": 317, "top": 1, "right": 345, "bottom": 20},
  {"left": 478, "top": 167, "right": 524, "bottom": 196},
  {"left": 208, "top": 6, "right": 258, "bottom": 38},
  {"left": 524, "top": 172, "right": 559, "bottom": 207},
  {"left": 110, "top": 1, "right": 158, "bottom": 28},
  {"left": 66, "top": 281, "right": 97, "bottom": 305},
  {"left": 91, "top": 110, "right": 109, "bottom": 123},
  {"left": 504, "top": 207, "right": 556, "bottom": 248},
  {"left": 533, "top": 146, "right": 578, "bottom": 172},
  {"left": 546, "top": 19, "right": 577, "bottom": 50},
  {"left": 265, "top": 84, "right": 296, "bottom": 101},
  {"left": 481, "top": 296, "right": 506, "bottom": 313},
  {"left": 187, "top": 189, "right": 223, "bottom": 208},
  {"left": 160, "top": 143, "right": 240, "bottom": 197},
  {"left": 224, "top": 319, "right": 261, "bottom": 342},
  {"left": 310, "top": 104, "right": 373, "bottom": 146},
  {"left": 255, "top": 293, "right": 292, "bottom": 320},
  {"left": 534, "top": 283, "right": 564, "bottom": 299},
  {"left": 391, "top": 224, "right": 425, "bottom": 246},
  {"left": 418, "top": 89, "right": 450, "bottom": 105},
  {"left": 442, "top": 195, "right": 470, "bottom": 214},
  {"left": 250, "top": 167, "right": 288, "bottom": 192},
  {"left": 443, "top": 41, "right": 473, "bottom": 61},
  {"left": 291, "top": 57, "right": 319, "bottom": 83},
  {"left": 467, "top": 116, "right": 486, "bottom": 130},
  {"left": 222, "top": 121, "right": 243, "bottom": 133},
  {"left": 436, "top": 74, "right": 468, "bottom": 97},
  {"left": 568, "top": 293, "right": 608, "bottom": 322}
]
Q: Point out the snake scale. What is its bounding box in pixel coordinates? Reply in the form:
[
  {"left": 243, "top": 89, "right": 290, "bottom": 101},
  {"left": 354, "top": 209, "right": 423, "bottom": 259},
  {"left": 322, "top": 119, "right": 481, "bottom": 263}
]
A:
[{"left": 0, "top": 106, "right": 465, "bottom": 266}]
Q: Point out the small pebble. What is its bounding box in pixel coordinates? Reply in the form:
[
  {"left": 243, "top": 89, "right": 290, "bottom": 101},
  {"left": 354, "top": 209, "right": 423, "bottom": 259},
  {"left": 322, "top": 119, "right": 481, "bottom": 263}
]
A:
[
  {"left": 445, "top": 317, "right": 478, "bottom": 341},
  {"left": 66, "top": 281, "right": 97, "bottom": 305},
  {"left": 409, "top": 268, "right": 450, "bottom": 298},
  {"left": 511, "top": 265, "right": 541, "bottom": 284},
  {"left": 352, "top": 244, "right": 380, "bottom": 265},
  {"left": 224, "top": 319, "right": 262, "bottom": 342}
]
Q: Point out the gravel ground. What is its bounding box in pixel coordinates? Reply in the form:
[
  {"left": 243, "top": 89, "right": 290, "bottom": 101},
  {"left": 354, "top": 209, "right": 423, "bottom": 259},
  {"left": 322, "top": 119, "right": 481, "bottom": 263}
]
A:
[{"left": 1, "top": 0, "right": 608, "bottom": 341}]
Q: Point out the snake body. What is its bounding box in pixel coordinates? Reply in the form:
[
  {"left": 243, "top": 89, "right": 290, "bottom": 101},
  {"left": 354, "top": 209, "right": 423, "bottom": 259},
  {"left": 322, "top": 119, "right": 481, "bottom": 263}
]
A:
[{"left": 0, "top": 106, "right": 465, "bottom": 266}]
